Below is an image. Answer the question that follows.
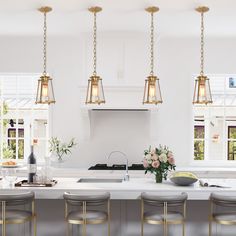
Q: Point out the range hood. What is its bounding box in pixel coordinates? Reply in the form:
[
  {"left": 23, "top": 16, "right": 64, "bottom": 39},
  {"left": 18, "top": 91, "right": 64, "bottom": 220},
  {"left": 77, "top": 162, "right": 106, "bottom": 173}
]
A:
[{"left": 79, "top": 85, "right": 159, "bottom": 140}]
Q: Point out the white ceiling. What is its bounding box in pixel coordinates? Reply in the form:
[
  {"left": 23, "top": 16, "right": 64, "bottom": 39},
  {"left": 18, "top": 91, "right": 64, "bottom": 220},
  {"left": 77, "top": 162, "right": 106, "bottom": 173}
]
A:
[{"left": 0, "top": 0, "right": 236, "bottom": 36}]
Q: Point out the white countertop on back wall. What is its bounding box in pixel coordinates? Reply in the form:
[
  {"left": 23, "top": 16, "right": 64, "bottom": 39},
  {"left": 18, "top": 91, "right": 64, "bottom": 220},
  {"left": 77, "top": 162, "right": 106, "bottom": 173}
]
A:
[{"left": 15, "top": 166, "right": 236, "bottom": 178}]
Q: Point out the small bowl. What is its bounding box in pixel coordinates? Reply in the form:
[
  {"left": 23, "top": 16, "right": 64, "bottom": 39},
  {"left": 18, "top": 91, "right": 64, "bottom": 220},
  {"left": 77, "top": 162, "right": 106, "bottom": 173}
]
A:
[{"left": 170, "top": 172, "right": 198, "bottom": 186}]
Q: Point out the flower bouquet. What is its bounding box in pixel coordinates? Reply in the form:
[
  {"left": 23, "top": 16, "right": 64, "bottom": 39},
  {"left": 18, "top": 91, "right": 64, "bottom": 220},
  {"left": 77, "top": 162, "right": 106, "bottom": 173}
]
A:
[
  {"left": 143, "top": 145, "right": 176, "bottom": 183},
  {"left": 49, "top": 137, "right": 76, "bottom": 162}
]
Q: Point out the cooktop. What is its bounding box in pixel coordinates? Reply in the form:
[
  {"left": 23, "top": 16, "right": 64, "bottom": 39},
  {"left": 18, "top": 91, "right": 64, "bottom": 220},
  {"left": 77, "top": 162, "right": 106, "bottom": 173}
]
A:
[{"left": 88, "top": 164, "right": 144, "bottom": 170}]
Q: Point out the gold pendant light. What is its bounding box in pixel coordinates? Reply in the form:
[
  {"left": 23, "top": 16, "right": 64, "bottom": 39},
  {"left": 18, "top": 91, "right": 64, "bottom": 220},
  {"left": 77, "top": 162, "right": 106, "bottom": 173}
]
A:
[
  {"left": 85, "top": 6, "right": 105, "bottom": 105},
  {"left": 36, "top": 6, "right": 55, "bottom": 105},
  {"left": 193, "top": 6, "right": 212, "bottom": 105},
  {"left": 143, "top": 6, "right": 163, "bottom": 105}
]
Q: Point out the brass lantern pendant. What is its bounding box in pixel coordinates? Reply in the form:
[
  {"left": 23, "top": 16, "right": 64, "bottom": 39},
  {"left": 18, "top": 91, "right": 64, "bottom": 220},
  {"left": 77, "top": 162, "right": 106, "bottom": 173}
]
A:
[
  {"left": 193, "top": 6, "right": 212, "bottom": 105},
  {"left": 36, "top": 6, "right": 55, "bottom": 105},
  {"left": 143, "top": 6, "right": 163, "bottom": 105},
  {"left": 86, "top": 7, "right": 105, "bottom": 105}
]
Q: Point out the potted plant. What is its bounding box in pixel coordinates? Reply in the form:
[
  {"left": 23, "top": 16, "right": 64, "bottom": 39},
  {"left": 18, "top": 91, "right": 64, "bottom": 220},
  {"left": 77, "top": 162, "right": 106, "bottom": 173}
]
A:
[
  {"left": 143, "top": 145, "right": 176, "bottom": 183},
  {"left": 49, "top": 137, "right": 77, "bottom": 162}
]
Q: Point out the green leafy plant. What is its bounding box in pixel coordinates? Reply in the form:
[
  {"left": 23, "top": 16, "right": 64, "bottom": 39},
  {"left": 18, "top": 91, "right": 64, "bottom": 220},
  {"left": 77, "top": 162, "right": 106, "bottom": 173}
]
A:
[{"left": 49, "top": 137, "right": 77, "bottom": 161}]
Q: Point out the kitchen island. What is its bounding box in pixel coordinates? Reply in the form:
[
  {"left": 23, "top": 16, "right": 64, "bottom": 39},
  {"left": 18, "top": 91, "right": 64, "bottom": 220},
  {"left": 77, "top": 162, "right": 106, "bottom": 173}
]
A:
[
  {"left": 1, "top": 176, "right": 235, "bottom": 200},
  {"left": 1, "top": 170, "right": 236, "bottom": 236}
]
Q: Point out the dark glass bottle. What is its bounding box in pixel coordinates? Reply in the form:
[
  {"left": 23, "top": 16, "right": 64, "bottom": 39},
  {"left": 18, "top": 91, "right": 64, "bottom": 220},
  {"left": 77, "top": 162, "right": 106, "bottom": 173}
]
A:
[{"left": 27, "top": 145, "right": 37, "bottom": 183}]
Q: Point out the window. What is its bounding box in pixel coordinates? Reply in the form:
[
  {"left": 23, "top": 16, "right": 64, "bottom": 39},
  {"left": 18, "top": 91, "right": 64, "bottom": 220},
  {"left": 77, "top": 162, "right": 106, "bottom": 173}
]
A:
[
  {"left": 228, "top": 126, "right": 236, "bottom": 160},
  {"left": 193, "top": 75, "right": 236, "bottom": 162},
  {"left": 194, "top": 125, "right": 205, "bottom": 160},
  {"left": 0, "top": 74, "right": 49, "bottom": 161}
]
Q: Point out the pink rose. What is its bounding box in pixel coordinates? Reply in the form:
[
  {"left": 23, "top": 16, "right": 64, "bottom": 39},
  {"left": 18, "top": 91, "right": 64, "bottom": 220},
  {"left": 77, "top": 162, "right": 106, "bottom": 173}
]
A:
[
  {"left": 151, "top": 153, "right": 158, "bottom": 161},
  {"left": 167, "top": 152, "right": 173, "bottom": 158},
  {"left": 168, "top": 156, "right": 175, "bottom": 165},
  {"left": 152, "top": 160, "right": 160, "bottom": 169},
  {"left": 150, "top": 149, "right": 155, "bottom": 155},
  {"left": 143, "top": 159, "right": 149, "bottom": 168}
]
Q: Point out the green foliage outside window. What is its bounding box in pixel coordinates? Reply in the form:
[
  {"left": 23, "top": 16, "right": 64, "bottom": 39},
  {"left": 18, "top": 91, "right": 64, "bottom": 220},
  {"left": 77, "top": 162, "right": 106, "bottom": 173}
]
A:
[
  {"left": 194, "top": 125, "right": 205, "bottom": 160},
  {"left": 194, "top": 140, "right": 204, "bottom": 160},
  {"left": 2, "top": 143, "right": 14, "bottom": 159},
  {"left": 228, "top": 127, "right": 236, "bottom": 160}
]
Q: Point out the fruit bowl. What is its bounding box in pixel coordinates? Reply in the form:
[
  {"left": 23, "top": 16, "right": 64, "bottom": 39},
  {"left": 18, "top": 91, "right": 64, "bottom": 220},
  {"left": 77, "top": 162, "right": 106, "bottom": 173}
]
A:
[{"left": 170, "top": 172, "right": 198, "bottom": 186}]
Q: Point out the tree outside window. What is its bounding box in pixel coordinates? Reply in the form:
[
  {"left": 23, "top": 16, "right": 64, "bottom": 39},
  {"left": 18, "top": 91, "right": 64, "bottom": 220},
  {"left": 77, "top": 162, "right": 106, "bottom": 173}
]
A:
[{"left": 194, "top": 125, "right": 205, "bottom": 160}]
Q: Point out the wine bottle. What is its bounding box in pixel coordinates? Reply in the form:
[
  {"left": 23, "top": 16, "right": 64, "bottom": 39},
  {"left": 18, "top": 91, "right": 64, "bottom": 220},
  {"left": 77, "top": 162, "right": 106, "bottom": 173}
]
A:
[{"left": 27, "top": 145, "right": 37, "bottom": 183}]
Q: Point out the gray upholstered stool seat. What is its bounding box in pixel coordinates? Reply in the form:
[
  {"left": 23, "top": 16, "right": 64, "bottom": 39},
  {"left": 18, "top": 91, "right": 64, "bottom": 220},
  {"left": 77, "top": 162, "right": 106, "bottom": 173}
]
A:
[
  {"left": 141, "top": 192, "right": 188, "bottom": 236},
  {"left": 0, "top": 209, "right": 32, "bottom": 223},
  {"left": 209, "top": 193, "right": 236, "bottom": 235},
  {"left": 63, "top": 192, "right": 111, "bottom": 236},
  {"left": 144, "top": 211, "right": 184, "bottom": 223},
  {"left": 67, "top": 210, "right": 108, "bottom": 224},
  {"left": 0, "top": 191, "right": 36, "bottom": 236}
]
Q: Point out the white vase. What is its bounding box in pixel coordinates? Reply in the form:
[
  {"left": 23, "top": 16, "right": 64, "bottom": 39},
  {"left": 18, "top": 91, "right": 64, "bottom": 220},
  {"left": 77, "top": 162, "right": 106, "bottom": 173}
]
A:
[{"left": 50, "top": 154, "right": 66, "bottom": 168}]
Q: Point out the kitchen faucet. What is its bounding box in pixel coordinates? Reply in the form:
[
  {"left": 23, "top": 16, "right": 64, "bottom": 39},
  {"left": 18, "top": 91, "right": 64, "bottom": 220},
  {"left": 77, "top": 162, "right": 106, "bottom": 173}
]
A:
[{"left": 107, "top": 151, "right": 130, "bottom": 181}]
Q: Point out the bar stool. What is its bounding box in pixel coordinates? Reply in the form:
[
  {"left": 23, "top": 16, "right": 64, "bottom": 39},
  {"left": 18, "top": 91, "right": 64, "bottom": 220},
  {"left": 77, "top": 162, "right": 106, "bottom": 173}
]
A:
[
  {"left": 63, "top": 192, "right": 110, "bottom": 236},
  {"left": 141, "top": 192, "right": 188, "bottom": 236},
  {"left": 209, "top": 193, "right": 236, "bottom": 235},
  {"left": 0, "top": 191, "right": 36, "bottom": 236}
]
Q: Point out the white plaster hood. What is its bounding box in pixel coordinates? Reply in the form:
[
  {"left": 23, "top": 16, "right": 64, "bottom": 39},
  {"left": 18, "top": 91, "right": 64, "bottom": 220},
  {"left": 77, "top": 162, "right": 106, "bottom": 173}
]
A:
[{"left": 79, "top": 85, "right": 159, "bottom": 140}]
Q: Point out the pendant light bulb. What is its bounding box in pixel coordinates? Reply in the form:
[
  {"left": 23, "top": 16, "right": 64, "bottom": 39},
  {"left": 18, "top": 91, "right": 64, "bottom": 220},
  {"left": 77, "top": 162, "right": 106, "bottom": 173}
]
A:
[
  {"left": 143, "top": 6, "right": 163, "bottom": 105},
  {"left": 85, "top": 6, "right": 105, "bottom": 105},
  {"left": 42, "top": 82, "right": 49, "bottom": 97},
  {"left": 193, "top": 6, "right": 212, "bottom": 105},
  {"left": 35, "top": 6, "right": 55, "bottom": 105}
]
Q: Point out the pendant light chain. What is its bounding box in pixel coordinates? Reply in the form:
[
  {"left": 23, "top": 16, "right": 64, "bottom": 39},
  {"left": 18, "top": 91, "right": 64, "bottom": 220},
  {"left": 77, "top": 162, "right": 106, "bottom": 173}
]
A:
[
  {"left": 150, "top": 12, "right": 154, "bottom": 76},
  {"left": 93, "top": 12, "right": 97, "bottom": 76},
  {"left": 43, "top": 12, "right": 47, "bottom": 76},
  {"left": 200, "top": 12, "right": 204, "bottom": 76}
]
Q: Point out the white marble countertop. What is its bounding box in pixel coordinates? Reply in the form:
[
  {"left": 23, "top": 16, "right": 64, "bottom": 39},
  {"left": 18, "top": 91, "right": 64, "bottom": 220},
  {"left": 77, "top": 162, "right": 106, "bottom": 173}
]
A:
[{"left": 1, "top": 176, "right": 236, "bottom": 200}]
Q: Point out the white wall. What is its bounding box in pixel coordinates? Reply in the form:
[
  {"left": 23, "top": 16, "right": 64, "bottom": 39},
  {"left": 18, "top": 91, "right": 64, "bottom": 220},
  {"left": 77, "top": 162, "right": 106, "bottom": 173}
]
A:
[{"left": 1, "top": 33, "right": 236, "bottom": 167}]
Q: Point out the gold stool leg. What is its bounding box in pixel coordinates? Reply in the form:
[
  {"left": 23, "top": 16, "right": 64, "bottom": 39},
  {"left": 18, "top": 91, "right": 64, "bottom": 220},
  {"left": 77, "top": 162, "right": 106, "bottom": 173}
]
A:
[
  {"left": 141, "top": 199, "right": 144, "bottom": 236},
  {"left": 82, "top": 201, "right": 87, "bottom": 236},
  {"left": 163, "top": 222, "right": 166, "bottom": 236},
  {"left": 209, "top": 200, "right": 213, "bottom": 236},
  {"left": 65, "top": 201, "right": 70, "bottom": 236},
  {"left": 183, "top": 201, "right": 186, "bottom": 236},
  {"left": 209, "top": 219, "right": 212, "bottom": 236},
  {"left": 108, "top": 199, "right": 111, "bottom": 236},
  {"left": 141, "top": 221, "right": 144, "bottom": 236},
  {"left": 67, "top": 223, "right": 70, "bottom": 236},
  {"left": 2, "top": 201, "right": 6, "bottom": 236},
  {"left": 33, "top": 216, "right": 37, "bottom": 236},
  {"left": 164, "top": 202, "right": 167, "bottom": 236}
]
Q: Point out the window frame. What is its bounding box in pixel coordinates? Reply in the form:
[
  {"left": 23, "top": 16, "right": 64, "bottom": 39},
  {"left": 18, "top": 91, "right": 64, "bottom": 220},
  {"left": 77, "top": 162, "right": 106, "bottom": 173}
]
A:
[
  {"left": 191, "top": 74, "right": 236, "bottom": 167},
  {"left": 194, "top": 124, "right": 205, "bottom": 160},
  {"left": 0, "top": 73, "right": 51, "bottom": 163},
  {"left": 227, "top": 125, "right": 236, "bottom": 160}
]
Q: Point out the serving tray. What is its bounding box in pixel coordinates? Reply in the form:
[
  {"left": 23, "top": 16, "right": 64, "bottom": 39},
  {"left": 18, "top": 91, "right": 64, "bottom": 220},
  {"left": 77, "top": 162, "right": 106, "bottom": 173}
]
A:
[{"left": 15, "top": 180, "right": 57, "bottom": 187}]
